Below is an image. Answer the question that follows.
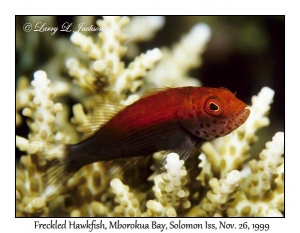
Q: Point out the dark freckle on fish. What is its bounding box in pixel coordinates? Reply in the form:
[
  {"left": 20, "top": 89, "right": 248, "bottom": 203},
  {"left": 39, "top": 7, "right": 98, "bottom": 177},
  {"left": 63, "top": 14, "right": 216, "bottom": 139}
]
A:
[
  {"left": 205, "top": 134, "right": 209, "bottom": 138},
  {"left": 195, "top": 130, "right": 200, "bottom": 136},
  {"left": 222, "top": 120, "right": 226, "bottom": 124},
  {"left": 203, "top": 130, "right": 207, "bottom": 134},
  {"left": 206, "top": 123, "right": 211, "bottom": 128},
  {"left": 227, "top": 126, "right": 232, "bottom": 130},
  {"left": 213, "top": 119, "right": 217, "bottom": 124},
  {"left": 212, "top": 129, "right": 217, "bottom": 133},
  {"left": 200, "top": 123, "right": 204, "bottom": 128}
]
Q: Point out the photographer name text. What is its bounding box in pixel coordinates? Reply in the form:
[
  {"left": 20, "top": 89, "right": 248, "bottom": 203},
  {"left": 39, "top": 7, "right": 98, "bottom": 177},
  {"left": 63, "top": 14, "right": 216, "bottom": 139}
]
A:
[{"left": 23, "top": 22, "right": 102, "bottom": 35}]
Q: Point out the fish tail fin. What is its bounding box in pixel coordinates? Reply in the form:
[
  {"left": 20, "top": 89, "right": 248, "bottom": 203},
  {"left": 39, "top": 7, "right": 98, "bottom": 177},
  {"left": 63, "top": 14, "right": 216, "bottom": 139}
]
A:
[{"left": 27, "top": 141, "right": 75, "bottom": 200}]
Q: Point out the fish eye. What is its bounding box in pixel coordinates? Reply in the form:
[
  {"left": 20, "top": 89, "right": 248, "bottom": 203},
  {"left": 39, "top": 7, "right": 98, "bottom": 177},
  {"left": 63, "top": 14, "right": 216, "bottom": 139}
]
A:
[
  {"left": 204, "top": 96, "right": 223, "bottom": 116},
  {"left": 209, "top": 103, "right": 219, "bottom": 111}
]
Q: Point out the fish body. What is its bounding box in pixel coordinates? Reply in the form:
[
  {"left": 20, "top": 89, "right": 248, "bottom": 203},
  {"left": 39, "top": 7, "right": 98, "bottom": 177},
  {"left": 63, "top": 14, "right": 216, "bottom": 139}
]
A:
[{"left": 45, "top": 87, "right": 250, "bottom": 197}]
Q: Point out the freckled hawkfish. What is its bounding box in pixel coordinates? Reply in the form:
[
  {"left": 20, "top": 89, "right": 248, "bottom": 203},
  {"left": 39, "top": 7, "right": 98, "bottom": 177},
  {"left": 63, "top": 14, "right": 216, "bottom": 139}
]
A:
[{"left": 43, "top": 86, "right": 250, "bottom": 198}]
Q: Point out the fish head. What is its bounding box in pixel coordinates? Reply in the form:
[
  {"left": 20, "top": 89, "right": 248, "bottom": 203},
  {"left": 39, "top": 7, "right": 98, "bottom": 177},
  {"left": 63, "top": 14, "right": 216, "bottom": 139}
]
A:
[{"left": 177, "top": 87, "right": 250, "bottom": 140}]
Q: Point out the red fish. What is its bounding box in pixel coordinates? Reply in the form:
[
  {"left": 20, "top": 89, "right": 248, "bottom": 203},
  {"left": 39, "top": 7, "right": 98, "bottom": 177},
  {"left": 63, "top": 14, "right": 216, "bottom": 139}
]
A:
[{"left": 44, "top": 86, "right": 250, "bottom": 197}]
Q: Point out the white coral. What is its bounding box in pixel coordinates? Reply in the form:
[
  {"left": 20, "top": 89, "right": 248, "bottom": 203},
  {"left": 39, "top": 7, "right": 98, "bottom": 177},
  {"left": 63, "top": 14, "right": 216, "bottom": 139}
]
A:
[
  {"left": 244, "top": 132, "right": 284, "bottom": 198},
  {"left": 22, "top": 70, "right": 63, "bottom": 142},
  {"left": 110, "top": 178, "right": 141, "bottom": 217},
  {"left": 207, "top": 170, "right": 241, "bottom": 211},
  {"left": 145, "top": 153, "right": 190, "bottom": 217},
  {"left": 123, "top": 16, "right": 165, "bottom": 58},
  {"left": 113, "top": 48, "right": 162, "bottom": 95},
  {"left": 241, "top": 132, "right": 284, "bottom": 199},
  {"left": 123, "top": 16, "right": 165, "bottom": 42},
  {"left": 66, "top": 16, "right": 162, "bottom": 102},
  {"left": 244, "top": 87, "right": 275, "bottom": 142},
  {"left": 146, "top": 23, "right": 211, "bottom": 87}
]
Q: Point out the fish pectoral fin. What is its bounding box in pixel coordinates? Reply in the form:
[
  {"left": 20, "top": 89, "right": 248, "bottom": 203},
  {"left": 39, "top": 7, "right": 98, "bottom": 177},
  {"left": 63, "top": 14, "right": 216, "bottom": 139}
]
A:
[
  {"left": 172, "top": 135, "right": 196, "bottom": 161},
  {"left": 161, "top": 135, "right": 196, "bottom": 168}
]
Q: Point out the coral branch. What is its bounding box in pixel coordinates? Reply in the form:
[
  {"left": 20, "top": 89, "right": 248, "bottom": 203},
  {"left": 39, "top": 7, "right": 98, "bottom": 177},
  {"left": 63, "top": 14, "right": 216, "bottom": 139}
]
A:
[
  {"left": 145, "top": 153, "right": 190, "bottom": 217},
  {"left": 110, "top": 178, "right": 141, "bottom": 217},
  {"left": 146, "top": 23, "right": 211, "bottom": 87},
  {"left": 205, "top": 170, "right": 241, "bottom": 216},
  {"left": 22, "top": 70, "right": 63, "bottom": 142}
]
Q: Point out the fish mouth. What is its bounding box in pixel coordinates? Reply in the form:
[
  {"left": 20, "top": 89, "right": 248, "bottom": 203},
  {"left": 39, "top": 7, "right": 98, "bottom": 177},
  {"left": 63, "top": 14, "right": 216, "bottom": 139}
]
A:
[
  {"left": 239, "top": 108, "right": 250, "bottom": 122},
  {"left": 231, "top": 108, "right": 250, "bottom": 128}
]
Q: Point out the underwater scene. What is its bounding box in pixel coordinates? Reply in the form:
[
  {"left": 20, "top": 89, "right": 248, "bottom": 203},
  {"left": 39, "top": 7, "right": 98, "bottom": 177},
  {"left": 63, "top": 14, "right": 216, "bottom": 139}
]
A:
[{"left": 16, "top": 16, "right": 284, "bottom": 217}]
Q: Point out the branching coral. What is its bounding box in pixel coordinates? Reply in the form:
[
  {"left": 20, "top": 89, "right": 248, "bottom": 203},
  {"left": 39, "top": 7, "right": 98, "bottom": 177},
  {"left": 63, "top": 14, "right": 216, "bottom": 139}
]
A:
[
  {"left": 145, "top": 153, "right": 190, "bottom": 217},
  {"left": 109, "top": 153, "right": 189, "bottom": 217},
  {"left": 66, "top": 16, "right": 162, "bottom": 103},
  {"left": 123, "top": 16, "right": 165, "bottom": 59},
  {"left": 206, "top": 170, "right": 241, "bottom": 216},
  {"left": 146, "top": 23, "right": 211, "bottom": 87},
  {"left": 23, "top": 70, "right": 64, "bottom": 142},
  {"left": 16, "top": 16, "right": 284, "bottom": 217},
  {"left": 110, "top": 178, "right": 141, "bottom": 217},
  {"left": 232, "top": 132, "right": 284, "bottom": 217},
  {"left": 16, "top": 70, "right": 64, "bottom": 216}
]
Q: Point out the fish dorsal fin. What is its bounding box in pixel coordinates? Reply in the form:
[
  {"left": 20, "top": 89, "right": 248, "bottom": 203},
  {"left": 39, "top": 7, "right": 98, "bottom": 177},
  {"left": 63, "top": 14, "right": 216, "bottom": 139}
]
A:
[
  {"left": 93, "top": 102, "right": 124, "bottom": 120},
  {"left": 140, "top": 87, "right": 171, "bottom": 99},
  {"left": 80, "top": 102, "right": 125, "bottom": 139}
]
